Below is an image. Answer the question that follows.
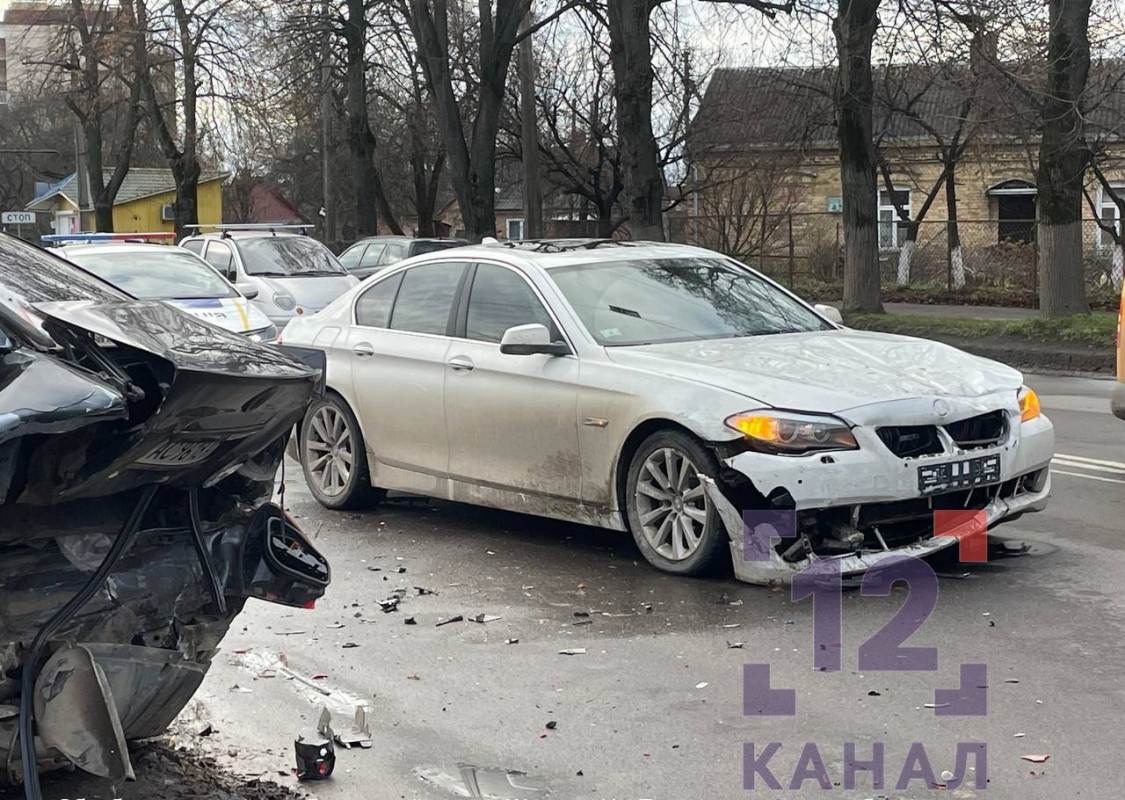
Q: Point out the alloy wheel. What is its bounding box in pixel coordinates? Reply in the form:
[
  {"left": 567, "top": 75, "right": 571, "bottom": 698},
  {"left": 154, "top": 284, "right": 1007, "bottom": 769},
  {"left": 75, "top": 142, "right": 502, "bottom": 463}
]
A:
[
  {"left": 634, "top": 447, "right": 710, "bottom": 561},
  {"left": 305, "top": 405, "right": 354, "bottom": 497}
]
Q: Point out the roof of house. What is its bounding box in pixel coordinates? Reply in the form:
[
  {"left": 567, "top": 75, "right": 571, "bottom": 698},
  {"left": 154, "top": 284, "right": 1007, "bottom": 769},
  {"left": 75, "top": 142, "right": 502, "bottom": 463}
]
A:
[
  {"left": 26, "top": 167, "right": 228, "bottom": 211},
  {"left": 690, "top": 62, "right": 1125, "bottom": 154}
]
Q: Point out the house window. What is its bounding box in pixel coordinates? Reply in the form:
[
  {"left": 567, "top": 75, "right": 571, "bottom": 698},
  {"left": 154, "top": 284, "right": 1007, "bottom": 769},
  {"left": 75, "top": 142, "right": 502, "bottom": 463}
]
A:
[
  {"left": 506, "top": 218, "right": 525, "bottom": 241},
  {"left": 1097, "top": 185, "right": 1124, "bottom": 248},
  {"left": 877, "top": 189, "right": 910, "bottom": 250}
]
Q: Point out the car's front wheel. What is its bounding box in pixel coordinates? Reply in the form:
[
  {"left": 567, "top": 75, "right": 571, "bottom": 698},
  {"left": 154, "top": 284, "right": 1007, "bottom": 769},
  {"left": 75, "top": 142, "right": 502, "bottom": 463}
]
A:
[
  {"left": 624, "top": 429, "right": 729, "bottom": 576},
  {"left": 300, "top": 394, "right": 383, "bottom": 509}
]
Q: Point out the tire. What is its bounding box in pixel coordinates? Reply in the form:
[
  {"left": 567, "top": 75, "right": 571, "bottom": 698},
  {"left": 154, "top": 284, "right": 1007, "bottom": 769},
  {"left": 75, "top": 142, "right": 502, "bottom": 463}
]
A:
[
  {"left": 624, "top": 429, "right": 728, "bottom": 576},
  {"left": 299, "top": 394, "right": 384, "bottom": 510}
]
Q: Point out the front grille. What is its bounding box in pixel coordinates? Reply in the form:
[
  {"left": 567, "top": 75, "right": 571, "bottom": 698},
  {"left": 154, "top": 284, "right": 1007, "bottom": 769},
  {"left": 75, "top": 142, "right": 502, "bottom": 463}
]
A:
[
  {"left": 944, "top": 410, "right": 1008, "bottom": 450},
  {"left": 876, "top": 425, "right": 944, "bottom": 458}
]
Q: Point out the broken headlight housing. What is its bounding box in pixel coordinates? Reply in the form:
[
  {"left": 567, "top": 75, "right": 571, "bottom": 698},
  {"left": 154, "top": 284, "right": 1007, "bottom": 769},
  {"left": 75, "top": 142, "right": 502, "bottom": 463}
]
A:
[{"left": 725, "top": 410, "right": 859, "bottom": 455}]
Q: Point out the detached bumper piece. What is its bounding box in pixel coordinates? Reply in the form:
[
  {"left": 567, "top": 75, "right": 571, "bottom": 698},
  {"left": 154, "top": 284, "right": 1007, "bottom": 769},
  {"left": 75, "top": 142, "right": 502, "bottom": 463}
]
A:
[{"left": 1, "top": 299, "right": 328, "bottom": 791}]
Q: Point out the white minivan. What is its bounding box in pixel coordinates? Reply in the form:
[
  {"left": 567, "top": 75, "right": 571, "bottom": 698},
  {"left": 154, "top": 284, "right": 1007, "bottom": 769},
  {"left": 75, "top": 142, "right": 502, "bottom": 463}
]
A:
[{"left": 181, "top": 229, "right": 358, "bottom": 327}]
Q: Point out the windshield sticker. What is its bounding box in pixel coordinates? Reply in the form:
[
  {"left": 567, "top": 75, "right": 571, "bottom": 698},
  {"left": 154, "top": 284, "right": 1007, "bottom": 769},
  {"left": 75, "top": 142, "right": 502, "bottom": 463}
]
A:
[{"left": 600, "top": 327, "right": 622, "bottom": 338}]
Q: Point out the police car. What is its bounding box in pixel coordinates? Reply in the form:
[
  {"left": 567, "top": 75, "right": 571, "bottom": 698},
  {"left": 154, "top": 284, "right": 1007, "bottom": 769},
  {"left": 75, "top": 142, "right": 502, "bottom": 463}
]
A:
[{"left": 55, "top": 238, "right": 277, "bottom": 342}]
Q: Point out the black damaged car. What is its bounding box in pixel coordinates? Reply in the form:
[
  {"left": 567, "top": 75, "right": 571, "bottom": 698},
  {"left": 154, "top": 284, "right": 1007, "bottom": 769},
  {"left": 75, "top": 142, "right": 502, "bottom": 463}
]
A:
[{"left": 0, "top": 234, "right": 328, "bottom": 792}]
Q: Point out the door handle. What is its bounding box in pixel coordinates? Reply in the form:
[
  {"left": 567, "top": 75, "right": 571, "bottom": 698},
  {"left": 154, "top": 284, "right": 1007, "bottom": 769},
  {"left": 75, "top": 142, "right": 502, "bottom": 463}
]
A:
[
  {"left": 447, "top": 355, "right": 474, "bottom": 371},
  {"left": 352, "top": 342, "right": 375, "bottom": 358}
]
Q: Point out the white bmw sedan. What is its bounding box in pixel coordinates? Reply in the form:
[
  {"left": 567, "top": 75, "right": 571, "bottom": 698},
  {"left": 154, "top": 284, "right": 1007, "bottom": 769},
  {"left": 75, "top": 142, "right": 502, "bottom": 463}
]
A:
[{"left": 280, "top": 240, "right": 1054, "bottom": 584}]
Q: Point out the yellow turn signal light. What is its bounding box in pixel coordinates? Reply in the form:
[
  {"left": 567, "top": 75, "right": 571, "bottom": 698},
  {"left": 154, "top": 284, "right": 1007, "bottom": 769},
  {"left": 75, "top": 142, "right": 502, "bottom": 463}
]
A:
[{"left": 1019, "top": 387, "right": 1041, "bottom": 422}]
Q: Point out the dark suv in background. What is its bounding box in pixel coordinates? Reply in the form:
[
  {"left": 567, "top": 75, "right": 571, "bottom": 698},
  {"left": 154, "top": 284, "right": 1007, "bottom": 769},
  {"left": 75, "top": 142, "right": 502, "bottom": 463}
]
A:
[{"left": 338, "top": 235, "right": 468, "bottom": 280}]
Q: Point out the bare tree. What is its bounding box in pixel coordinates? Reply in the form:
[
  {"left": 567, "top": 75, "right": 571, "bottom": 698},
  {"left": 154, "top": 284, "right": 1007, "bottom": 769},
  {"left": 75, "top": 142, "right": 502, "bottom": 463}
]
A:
[
  {"left": 600, "top": 0, "right": 793, "bottom": 242},
  {"left": 401, "top": 0, "right": 576, "bottom": 241}
]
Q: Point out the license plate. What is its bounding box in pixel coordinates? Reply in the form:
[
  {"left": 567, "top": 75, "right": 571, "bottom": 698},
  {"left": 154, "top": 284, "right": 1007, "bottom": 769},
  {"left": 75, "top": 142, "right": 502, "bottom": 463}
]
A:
[
  {"left": 137, "top": 440, "right": 221, "bottom": 466},
  {"left": 918, "top": 454, "right": 1001, "bottom": 495}
]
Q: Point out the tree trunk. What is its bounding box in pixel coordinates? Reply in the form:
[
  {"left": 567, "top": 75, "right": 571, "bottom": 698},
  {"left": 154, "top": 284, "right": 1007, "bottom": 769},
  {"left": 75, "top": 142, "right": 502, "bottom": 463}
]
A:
[
  {"left": 344, "top": 0, "right": 378, "bottom": 237},
  {"left": 833, "top": 0, "right": 882, "bottom": 313},
  {"left": 1037, "top": 0, "right": 1092, "bottom": 317},
  {"left": 945, "top": 169, "right": 964, "bottom": 288},
  {"left": 607, "top": 0, "right": 665, "bottom": 241},
  {"left": 519, "top": 14, "right": 543, "bottom": 239},
  {"left": 896, "top": 226, "right": 917, "bottom": 287},
  {"left": 172, "top": 156, "right": 201, "bottom": 236}
]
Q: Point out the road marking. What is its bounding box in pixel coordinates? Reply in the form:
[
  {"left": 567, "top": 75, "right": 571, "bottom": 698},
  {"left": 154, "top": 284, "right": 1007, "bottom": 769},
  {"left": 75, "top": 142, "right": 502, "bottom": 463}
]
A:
[
  {"left": 1052, "top": 469, "right": 1125, "bottom": 485},
  {"left": 1052, "top": 459, "right": 1125, "bottom": 476},
  {"left": 1054, "top": 453, "right": 1125, "bottom": 470}
]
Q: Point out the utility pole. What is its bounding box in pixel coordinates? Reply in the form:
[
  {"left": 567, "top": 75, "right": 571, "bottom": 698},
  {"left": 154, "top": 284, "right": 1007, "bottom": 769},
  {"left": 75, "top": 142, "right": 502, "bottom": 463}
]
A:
[
  {"left": 320, "top": 3, "right": 336, "bottom": 243},
  {"left": 518, "top": 13, "right": 543, "bottom": 240},
  {"left": 73, "top": 120, "right": 89, "bottom": 233}
]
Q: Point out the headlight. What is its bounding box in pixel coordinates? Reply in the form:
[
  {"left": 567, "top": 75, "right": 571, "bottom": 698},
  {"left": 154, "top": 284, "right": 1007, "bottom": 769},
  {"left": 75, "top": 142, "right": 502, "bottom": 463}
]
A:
[
  {"left": 247, "top": 324, "right": 278, "bottom": 343},
  {"left": 725, "top": 410, "right": 858, "bottom": 454},
  {"left": 1018, "top": 386, "right": 1041, "bottom": 422},
  {"left": 273, "top": 292, "right": 297, "bottom": 311}
]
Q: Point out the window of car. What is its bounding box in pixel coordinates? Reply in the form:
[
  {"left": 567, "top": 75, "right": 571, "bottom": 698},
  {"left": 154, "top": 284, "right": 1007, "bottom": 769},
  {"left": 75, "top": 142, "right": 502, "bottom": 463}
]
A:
[
  {"left": 182, "top": 239, "right": 204, "bottom": 255},
  {"left": 380, "top": 243, "right": 407, "bottom": 265},
  {"left": 355, "top": 271, "right": 403, "bottom": 328},
  {"left": 549, "top": 257, "right": 833, "bottom": 346},
  {"left": 204, "top": 240, "right": 235, "bottom": 276},
  {"left": 359, "top": 244, "right": 385, "bottom": 268},
  {"left": 411, "top": 239, "right": 466, "bottom": 256},
  {"left": 465, "top": 264, "right": 555, "bottom": 343},
  {"left": 339, "top": 244, "right": 366, "bottom": 270},
  {"left": 387, "top": 262, "right": 467, "bottom": 335}
]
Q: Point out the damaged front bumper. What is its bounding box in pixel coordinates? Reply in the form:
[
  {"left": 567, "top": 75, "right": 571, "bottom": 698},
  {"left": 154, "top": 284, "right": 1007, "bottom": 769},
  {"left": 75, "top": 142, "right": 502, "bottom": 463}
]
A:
[
  {"left": 704, "top": 403, "right": 1054, "bottom": 585},
  {"left": 1, "top": 292, "right": 329, "bottom": 787}
]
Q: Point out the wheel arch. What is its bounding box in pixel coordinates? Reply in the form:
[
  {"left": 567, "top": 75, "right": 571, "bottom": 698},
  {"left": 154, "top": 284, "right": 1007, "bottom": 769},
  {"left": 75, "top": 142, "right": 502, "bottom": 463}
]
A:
[{"left": 613, "top": 418, "right": 709, "bottom": 522}]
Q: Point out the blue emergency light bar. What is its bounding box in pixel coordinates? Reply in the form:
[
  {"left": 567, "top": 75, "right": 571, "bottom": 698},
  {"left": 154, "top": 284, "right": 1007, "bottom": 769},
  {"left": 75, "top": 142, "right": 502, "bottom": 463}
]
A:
[{"left": 41, "top": 232, "right": 177, "bottom": 244}]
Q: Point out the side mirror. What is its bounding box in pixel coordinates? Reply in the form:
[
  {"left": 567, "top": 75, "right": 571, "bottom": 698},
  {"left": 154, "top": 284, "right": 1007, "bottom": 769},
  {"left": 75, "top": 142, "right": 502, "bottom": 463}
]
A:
[
  {"left": 236, "top": 282, "right": 260, "bottom": 300},
  {"left": 499, "top": 323, "right": 571, "bottom": 356},
  {"left": 813, "top": 303, "right": 844, "bottom": 325}
]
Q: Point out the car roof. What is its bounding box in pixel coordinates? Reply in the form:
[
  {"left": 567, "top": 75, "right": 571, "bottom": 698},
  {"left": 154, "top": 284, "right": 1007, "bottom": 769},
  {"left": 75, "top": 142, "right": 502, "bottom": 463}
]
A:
[
  {"left": 351, "top": 235, "right": 466, "bottom": 245},
  {"left": 59, "top": 243, "right": 199, "bottom": 256},
  {"left": 404, "top": 239, "right": 722, "bottom": 271}
]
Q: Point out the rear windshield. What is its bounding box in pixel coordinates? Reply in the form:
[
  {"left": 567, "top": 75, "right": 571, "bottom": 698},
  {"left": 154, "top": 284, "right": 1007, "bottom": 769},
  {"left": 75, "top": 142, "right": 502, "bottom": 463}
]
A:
[{"left": 239, "top": 237, "right": 347, "bottom": 277}]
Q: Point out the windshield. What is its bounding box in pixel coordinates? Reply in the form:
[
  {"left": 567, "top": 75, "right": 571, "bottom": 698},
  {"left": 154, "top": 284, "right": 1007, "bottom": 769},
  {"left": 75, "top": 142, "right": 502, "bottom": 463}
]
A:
[
  {"left": 0, "top": 234, "right": 127, "bottom": 346},
  {"left": 65, "top": 249, "right": 238, "bottom": 300},
  {"left": 549, "top": 257, "right": 832, "bottom": 346},
  {"left": 239, "top": 237, "right": 347, "bottom": 277}
]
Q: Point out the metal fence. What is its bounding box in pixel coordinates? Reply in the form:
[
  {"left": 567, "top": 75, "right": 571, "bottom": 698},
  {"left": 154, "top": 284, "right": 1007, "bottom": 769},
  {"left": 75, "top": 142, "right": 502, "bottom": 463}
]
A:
[{"left": 667, "top": 212, "right": 1125, "bottom": 297}]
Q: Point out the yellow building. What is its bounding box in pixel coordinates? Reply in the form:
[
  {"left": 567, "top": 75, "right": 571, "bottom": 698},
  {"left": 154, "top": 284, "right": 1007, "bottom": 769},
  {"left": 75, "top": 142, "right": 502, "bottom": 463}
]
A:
[{"left": 25, "top": 168, "right": 227, "bottom": 234}]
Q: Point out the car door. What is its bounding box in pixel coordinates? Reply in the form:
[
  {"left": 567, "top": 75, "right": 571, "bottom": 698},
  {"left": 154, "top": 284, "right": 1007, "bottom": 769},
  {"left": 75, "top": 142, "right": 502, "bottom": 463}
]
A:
[
  {"left": 443, "top": 262, "right": 581, "bottom": 499},
  {"left": 347, "top": 261, "right": 469, "bottom": 485}
]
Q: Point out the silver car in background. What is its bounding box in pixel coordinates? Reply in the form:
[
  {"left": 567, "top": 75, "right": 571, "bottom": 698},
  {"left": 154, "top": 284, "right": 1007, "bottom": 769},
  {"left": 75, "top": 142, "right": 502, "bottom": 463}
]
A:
[
  {"left": 279, "top": 240, "right": 1054, "bottom": 585},
  {"left": 181, "top": 227, "right": 358, "bottom": 327}
]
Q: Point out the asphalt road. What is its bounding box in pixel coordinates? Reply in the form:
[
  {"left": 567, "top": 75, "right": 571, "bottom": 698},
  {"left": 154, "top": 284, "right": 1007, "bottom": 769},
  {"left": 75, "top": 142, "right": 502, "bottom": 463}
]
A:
[{"left": 30, "top": 373, "right": 1125, "bottom": 800}]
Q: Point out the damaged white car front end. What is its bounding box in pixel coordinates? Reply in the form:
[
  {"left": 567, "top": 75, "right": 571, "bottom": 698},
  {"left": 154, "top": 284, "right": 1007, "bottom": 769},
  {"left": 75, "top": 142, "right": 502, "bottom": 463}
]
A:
[{"left": 703, "top": 388, "right": 1053, "bottom": 585}]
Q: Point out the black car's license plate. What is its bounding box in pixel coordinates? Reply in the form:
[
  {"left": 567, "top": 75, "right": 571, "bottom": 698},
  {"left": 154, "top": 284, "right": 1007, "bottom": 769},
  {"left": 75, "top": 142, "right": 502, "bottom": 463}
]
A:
[{"left": 918, "top": 454, "right": 1001, "bottom": 495}]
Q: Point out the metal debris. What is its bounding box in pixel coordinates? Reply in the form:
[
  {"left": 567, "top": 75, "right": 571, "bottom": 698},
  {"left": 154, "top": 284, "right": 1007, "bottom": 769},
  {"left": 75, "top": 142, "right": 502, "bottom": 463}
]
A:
[
  {"left": 436, "top": 615, "right": 464, "bottom": 627},
  {"left": 471, "top": 614, "right": 502, "bottom": 623},
  {"left": 558, "top": 648, "right": 587, "bottom": 655}
]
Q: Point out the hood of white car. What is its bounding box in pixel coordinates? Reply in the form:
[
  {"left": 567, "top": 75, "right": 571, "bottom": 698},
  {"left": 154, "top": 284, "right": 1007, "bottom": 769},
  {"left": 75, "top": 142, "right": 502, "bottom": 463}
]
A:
[
  {"left": 166, "top": 296, "right": 272, "bottom": 334},
  {"left": 603, "top": 329, "right": 1023, "bottom": 414},
  {"left": 258, "top": 274, "right": 358, "bottom": 312}
]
